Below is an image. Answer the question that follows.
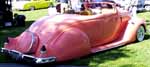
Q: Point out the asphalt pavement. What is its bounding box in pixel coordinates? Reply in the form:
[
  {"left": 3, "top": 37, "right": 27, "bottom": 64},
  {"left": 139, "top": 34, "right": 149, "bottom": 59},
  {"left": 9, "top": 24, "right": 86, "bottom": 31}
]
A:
[{"left": 0, "top": 63, "right": 88, "bottom": 67}]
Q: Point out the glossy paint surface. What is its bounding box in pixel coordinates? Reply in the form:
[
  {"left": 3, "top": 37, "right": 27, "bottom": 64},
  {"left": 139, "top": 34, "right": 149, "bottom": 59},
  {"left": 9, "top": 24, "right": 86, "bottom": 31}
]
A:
[{"left": 4, "top": 2, "right": 146, "bottom": 62}]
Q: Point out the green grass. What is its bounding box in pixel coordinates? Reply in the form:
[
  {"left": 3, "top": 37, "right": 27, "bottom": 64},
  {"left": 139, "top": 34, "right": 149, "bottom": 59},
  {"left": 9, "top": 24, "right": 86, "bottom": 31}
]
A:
[
  {"left": 0, "top": 9, "right": 150, "bottom": 67},
  {"left": 138, "top": 12, "right": 150, "bottom": 22},
  {"left": 14, "top": 9, "right": 48, "bottom": 21}
]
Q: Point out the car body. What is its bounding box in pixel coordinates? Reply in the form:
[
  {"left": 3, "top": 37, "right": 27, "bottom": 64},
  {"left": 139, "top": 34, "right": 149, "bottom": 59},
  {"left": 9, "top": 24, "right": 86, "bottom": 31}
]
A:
[
  {"left": 12, "top": 0, "right": 55, "bottom": 10},
  {"left": 1, "top": 2, "right": 146, "bottom": 64}
]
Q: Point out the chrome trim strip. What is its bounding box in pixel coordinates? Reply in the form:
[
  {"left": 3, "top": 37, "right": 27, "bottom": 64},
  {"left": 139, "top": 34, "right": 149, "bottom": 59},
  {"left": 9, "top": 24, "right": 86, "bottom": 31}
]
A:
[
  {"left": 26, "top": 31, "right": 35, "bottom": 52},
  {"left": 1, "top": 48, "right": 56, "bottom": 64}
]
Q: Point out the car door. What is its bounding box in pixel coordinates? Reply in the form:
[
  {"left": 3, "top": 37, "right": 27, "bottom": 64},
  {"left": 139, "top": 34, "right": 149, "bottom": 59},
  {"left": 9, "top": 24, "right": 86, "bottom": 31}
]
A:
[
  {"left": 88, "top": 17, "right": 104, "bottom": 46},
  {"left": 89, "top": 3, "right": 120, "bottom": 47},
  {"left": 102, "top": 13, "right": 121, "bottom": 44},
  {"left": 90, "top": 15, "right": 106, "bottom": 47},
  {"left": 90, "top": 14, "right": 120, "bottom": 47}
]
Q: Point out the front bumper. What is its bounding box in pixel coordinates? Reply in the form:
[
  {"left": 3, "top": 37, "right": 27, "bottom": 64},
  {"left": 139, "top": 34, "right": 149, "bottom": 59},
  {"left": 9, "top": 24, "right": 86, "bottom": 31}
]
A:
[{"left": 0, "top": 48, "right": 56, "bottom": 64}]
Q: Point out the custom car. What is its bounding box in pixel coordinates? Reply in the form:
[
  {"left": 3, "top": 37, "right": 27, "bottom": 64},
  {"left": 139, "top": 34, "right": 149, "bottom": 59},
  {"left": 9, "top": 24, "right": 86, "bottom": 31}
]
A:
[{"left": 0, "top": 2, "right": 146, "bottom": 64}]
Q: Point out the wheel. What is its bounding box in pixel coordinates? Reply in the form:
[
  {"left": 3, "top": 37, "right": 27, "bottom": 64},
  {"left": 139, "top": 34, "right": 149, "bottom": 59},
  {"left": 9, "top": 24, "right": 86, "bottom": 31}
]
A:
[
  {"left": 30, "top": 6, "right": 35, "bottom": 11},
  {"left": 145, "top": 6, "right": 150, "bottom": 11},
  {"left": 136, "top": 26, "right": 145, "bottom": 42}
]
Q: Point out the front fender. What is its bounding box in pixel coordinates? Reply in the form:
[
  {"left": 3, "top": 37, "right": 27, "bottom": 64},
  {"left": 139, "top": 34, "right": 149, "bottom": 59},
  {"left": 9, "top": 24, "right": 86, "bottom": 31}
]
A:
[{"left": 122, "top": 17, "right": 146, "bottom": 43}]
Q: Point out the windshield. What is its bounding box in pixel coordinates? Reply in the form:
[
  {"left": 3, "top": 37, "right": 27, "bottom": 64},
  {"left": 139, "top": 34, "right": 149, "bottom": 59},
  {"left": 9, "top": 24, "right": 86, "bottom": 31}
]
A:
[{"left": 89, "top": 3, "right": 114, "bottom": 9}]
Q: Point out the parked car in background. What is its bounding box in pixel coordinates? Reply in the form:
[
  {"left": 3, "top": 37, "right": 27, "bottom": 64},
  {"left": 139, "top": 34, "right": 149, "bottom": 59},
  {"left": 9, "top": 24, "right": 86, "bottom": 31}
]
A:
[
  {"left": 136, "top": 0, "right": 150, "bottom": 11},
  {"left": 144, "top": 0, "right": 150, "bottom": 11},
  {"left": 114, "top": 0, "right": 150, "bottom": 11},
  {"left": 12, "top": 0, "right": 56, "bottom": 10}
]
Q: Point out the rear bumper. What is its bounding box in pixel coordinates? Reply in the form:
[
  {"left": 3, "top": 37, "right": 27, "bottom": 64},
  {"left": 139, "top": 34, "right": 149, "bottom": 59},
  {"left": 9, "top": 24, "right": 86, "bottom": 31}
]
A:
[{"left": 0, "top": 48, "right": 56, "bottom": 64}]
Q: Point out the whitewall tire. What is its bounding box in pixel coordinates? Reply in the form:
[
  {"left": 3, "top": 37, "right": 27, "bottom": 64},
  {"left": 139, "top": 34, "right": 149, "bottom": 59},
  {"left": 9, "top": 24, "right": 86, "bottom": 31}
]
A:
[{"left": 136, "top": 26, "right": 145, "bottom": 42}]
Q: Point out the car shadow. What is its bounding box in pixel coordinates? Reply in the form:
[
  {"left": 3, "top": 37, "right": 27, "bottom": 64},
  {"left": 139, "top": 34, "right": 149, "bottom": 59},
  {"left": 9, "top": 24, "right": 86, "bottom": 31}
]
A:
[
  {"left": 119, "top": 64, "right": 140, "bottom": 67},
  {"left": 144, "top": 34, "right": 150, "bottom": 40},
  {"left": 55, "top": 47, "right": 132, "bottom": 67},
  {"left": 146, "top": 20, "right": 150, "bottom": 22},
  {"left": 25, "top": 20, "right": 34, "bottom": 28},
  {"left": 146, "top": 20, "right": 150, "bottom": 25}
]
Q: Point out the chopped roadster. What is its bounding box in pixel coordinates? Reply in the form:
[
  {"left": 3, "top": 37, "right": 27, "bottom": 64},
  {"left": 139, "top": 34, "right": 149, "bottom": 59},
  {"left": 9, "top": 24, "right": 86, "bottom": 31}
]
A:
[{"left": 0, "top": 2, "right": 146, "bottom": 64}]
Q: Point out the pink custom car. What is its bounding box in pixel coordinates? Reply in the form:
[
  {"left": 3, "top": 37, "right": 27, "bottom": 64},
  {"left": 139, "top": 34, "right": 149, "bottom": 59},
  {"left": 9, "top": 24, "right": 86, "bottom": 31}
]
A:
[{"left": 1, "top": 2, "right": 146, "bottom": 64}]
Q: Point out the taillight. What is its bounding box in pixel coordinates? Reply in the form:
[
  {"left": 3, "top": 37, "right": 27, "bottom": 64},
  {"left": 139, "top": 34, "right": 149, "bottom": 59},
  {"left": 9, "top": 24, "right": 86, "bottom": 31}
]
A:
[{"left": 40, "top": 45, "right": 47, "bottom": 54}]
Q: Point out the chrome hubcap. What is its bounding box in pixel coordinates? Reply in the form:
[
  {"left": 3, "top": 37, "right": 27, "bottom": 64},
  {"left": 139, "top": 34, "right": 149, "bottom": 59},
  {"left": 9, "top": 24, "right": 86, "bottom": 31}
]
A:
[{"left": 137, "top": 26, "right": 145, "bottom": 41}]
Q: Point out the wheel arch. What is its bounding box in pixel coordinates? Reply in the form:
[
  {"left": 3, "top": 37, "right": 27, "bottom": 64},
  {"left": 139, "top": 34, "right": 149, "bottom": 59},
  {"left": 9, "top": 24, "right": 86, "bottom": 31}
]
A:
[
  {"left": 121, "top": 18, "right": 146, "bottom": 43},
  {"left": 132, "top": 18, "right": 146, "bottom": 42},
  {"left": 141, "top": 24, "right": 147, "bottom": 32}
]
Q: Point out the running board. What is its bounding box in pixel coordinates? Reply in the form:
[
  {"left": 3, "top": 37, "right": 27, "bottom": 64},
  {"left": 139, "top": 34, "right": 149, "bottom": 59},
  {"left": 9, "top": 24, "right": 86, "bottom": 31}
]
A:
[{"left": 91, "top": 39, "right": 127, "bottom": 53}]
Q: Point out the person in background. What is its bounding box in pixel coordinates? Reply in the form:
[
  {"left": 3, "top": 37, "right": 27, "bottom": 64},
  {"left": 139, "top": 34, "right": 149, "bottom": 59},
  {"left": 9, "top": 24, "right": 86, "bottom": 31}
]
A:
[
  {"left": 129, "top": 0, "right": 138, "bottom": 18},
  {"left": 55, "top": 0, "right": 69, "bottom": 14},
  {"left": 115, "top": 0, "right": 138, "bottom": 17},
  {"left": 13, "top": 13, "right": 26, "bottom": 27}
]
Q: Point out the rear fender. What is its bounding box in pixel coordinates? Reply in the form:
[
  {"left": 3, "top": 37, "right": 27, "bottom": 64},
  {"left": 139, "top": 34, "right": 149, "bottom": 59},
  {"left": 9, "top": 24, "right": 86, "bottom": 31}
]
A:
[
  {"left": 4, "top": 37, "right": 17, "bottom": 50},
  {"left": 35, "top": 28, "right": 90, "bottom": 61},
  {"left": 4, "top": 31, "right": 39, "bottom": 53}
]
